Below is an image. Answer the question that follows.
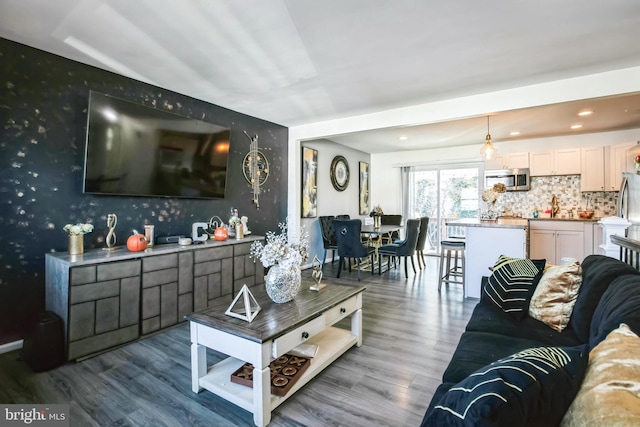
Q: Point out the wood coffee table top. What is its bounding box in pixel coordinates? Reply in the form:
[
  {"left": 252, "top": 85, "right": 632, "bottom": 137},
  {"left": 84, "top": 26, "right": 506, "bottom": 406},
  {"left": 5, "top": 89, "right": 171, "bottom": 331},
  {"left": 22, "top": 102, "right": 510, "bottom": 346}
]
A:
[{"left": 185, "top": 279, "right": 365, "bottom": 344}]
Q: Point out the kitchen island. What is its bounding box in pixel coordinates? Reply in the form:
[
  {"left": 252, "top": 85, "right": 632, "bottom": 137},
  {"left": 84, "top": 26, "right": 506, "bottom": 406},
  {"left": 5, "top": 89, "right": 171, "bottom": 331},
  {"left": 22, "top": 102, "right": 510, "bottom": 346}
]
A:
[{"left": 445, "top": 218, "right": 528, "bottom": 298}]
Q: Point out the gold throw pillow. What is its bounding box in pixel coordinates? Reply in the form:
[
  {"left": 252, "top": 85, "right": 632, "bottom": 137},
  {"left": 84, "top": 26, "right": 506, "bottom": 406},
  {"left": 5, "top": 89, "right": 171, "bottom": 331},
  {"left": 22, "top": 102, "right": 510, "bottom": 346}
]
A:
[
  {"left": 561, "top": 323, "right": 640, "bottom": 426},
  {"left": 528, "top": 261, "right": 582, "bottom": 332}
]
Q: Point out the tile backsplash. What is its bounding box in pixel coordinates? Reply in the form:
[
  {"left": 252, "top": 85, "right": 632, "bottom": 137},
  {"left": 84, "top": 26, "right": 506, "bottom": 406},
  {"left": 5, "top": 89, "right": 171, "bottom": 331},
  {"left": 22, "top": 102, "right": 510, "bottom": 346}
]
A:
[{"left": 495, "top": 175, "right": 618, "bottom": 218}]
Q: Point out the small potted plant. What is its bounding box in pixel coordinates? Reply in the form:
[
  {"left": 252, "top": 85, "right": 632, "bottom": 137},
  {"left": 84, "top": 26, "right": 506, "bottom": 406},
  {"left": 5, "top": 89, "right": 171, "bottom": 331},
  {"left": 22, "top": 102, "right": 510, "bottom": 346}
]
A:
[
  {"left": 369, "top": 205, "right": 384, "bottom": 228},
  {"left": 63, "top": 222, "right": 94, "bottom": 255}
]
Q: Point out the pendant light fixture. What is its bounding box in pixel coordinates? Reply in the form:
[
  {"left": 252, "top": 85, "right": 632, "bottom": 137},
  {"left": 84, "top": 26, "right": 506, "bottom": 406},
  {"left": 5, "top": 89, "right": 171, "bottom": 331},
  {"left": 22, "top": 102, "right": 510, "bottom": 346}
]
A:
[{"left": 480, "top": 115, "right": 497, "bottom": 160}]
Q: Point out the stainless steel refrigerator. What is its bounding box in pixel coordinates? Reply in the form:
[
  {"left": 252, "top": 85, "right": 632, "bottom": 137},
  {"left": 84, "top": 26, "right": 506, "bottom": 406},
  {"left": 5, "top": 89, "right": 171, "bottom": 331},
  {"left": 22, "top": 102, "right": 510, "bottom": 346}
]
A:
[
  {"left": 617, "top": 141, "right": 640, "bottom": 240},
  {"left": 618, "top": 173, "right": 640, "bottom": 222},
  {"left": 618, "top": 142, "right": 640, "bottom": 239}
]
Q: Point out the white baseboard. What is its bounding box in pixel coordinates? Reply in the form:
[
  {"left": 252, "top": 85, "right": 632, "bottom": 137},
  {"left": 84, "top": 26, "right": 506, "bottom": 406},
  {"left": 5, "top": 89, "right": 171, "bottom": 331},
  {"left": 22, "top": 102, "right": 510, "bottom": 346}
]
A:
[{"left": 0, "top": 339, "right": 23, "bottom": 355}]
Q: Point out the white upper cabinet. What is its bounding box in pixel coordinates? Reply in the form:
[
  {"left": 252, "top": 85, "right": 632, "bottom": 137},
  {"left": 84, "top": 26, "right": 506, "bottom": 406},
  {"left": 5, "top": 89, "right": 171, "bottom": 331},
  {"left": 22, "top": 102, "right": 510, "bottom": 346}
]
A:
[
  {"left": 484, "top": 152, "right": 529, "bottom": 170},
  {"left": 504, "top": 152, "right": 530, "bottom": 169},
  {"left": 580, "top": 147, "right": 605, "bottom": 192},
  {"left": 555, "top": 149, "right": 582, "bottom": 174},
  {"left": 604, "top": 142, "right": 635, "bottom": 191},
  {"left": 529, "top": 151, "right": 554, "bottom": 176},
  {"left": 530, "top": 148, "right": 581, "bottom": 176},
  {"left": 484, "top": 155, "right": 504, "bottom": 170}
]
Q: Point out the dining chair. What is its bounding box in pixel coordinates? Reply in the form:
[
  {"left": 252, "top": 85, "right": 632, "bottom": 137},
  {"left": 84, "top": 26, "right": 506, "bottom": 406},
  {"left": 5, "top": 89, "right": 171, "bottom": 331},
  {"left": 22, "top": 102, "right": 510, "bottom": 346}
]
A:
[
  {"left": 381, "top": 214, "right": 402, "bottom": 243},
  {"left": 318, "top": 215, "right": 338, "bottom": 268},
  {"left": 378, "top": 218, "right": 420, "bottom": 278},
  {"left": 333, "top": 219, "right": 375, "bottom": 281},
  {"left": 415, "top": 216, "right": 429, "bottom": 270}
]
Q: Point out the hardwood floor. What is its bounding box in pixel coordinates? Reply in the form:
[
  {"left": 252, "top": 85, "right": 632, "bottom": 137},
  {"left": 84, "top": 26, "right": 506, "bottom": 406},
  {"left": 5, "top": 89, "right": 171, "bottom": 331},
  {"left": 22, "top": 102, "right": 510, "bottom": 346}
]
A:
[{"left": 0, "top": 256, "right": 477, "bottom": 426}]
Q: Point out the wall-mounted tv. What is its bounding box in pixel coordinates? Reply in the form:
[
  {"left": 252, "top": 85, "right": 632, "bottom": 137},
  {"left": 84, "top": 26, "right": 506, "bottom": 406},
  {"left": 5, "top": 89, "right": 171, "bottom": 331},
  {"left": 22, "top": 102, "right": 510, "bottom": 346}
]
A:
[{"left": 83, "top": 91, "right": 231, "bottom": 199}]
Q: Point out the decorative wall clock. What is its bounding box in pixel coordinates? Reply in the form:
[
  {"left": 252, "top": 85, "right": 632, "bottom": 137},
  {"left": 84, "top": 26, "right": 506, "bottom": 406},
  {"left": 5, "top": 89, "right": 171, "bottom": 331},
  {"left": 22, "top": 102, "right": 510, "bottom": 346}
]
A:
[
  {"left": 242, "top": 131, "right": 269, "bottom": 209},
  {"left": 330, "top": 155, "right": 350, "bottom": 191}
]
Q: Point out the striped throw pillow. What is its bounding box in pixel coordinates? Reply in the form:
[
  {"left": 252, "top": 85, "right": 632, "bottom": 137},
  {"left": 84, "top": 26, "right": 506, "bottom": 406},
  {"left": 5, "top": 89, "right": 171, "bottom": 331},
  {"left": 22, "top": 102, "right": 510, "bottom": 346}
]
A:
[
  {"left": 425, "top": 345, "right": 588, "bottom": 427},
  {"left": 484, "top": 255, "right": 545, "bottom": 320}
]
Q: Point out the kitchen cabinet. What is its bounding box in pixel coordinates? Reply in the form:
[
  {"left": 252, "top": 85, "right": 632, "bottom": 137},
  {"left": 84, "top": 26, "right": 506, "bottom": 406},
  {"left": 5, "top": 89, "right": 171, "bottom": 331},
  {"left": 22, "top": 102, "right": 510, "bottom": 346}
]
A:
[
  {"left": 504, "top": 152, "right": 530, "bottom": 169},
  {"left": 583, "top": 222, "right": 603, "bottom": 257},
  {"left": 580, "top": 147, "right": 605, "bottom": 191},
  {"left": 484, "top": 155, "right": 504, "bottom": 170},
  {"left": 604, "top": 142, "right": 635, "bottom": 191},
  {"left": 530, "top": 149, "right": 581, "bottom": 176},
  {"left": 529, "top": 220, "right": 584, "bottom": 264},
  {"left": 484, "top": 152, "right": 529, "bottom": 170}
]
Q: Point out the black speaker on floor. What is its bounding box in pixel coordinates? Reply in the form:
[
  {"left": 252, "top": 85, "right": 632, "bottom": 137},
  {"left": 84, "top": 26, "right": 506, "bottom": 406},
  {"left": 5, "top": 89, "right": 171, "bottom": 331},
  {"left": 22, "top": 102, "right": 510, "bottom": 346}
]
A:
[{"left": 22, "top": 311, "right": 65, "bottom": 372}]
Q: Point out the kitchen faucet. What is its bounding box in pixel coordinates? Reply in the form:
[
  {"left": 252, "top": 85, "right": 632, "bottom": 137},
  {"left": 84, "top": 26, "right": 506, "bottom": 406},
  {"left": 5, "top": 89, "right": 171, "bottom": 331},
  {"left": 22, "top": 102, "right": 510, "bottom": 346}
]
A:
[{"left": 551, "top": 195, "right": 560, "bottom": 218}]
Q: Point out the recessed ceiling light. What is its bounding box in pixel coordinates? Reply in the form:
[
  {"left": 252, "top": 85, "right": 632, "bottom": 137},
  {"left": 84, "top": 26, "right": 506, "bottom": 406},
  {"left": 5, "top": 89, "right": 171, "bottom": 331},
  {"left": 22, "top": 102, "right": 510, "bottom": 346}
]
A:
[
  {"left": 398, "top": 136, "right": 408, "bottom": 141},
  {"left": 578, "top": 110, "right": 594, "bottom": 116},
  {"left": 571, "top": 124, "right": 583, "bottom": 129},
  {"left": 510, "top": 131, "right": 520, "bottom": 136}
]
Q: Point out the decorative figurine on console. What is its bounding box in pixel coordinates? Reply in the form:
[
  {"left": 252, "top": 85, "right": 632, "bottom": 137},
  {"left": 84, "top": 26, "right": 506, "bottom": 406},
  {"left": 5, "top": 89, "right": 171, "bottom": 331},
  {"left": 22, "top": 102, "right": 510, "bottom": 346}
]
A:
[
  {"left": 105, "top": 213, "right": 117, "bottom": 250},
  {"left": 241, "top": 216, "right": 251, "bottom": 235},
  {"left": 127, "top": 230, "right": 148, "bottom": 252},
  {"left": 228, "top": 207, "right": 238, "bottom": 237},
  {"left": 207, "top": 216, "right": 228, "bottom": 241},
  {"left": 225, "top": 284, "right": 261, "bottom": 322},
  {"left": 229, "top": 210, "right": 249, "bottom": 239},
  {"left": 310, "top": 255, "right": 325, "bottom": 291},
  {"left": 191, "top": 222, "right": 209, "bottom": 243}
]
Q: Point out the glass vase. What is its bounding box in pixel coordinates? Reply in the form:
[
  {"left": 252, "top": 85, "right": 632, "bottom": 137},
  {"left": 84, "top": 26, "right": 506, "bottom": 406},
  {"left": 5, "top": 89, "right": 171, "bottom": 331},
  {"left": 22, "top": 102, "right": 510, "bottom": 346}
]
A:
[
  {"left": 265, "top": 264, "right": 301, "bottom": 303},
  {"left": 481, "top": 203, "right": 499, "bottom": 221},
  {"left": 68, "top": 234, "right": 84, "bottom": 255}
]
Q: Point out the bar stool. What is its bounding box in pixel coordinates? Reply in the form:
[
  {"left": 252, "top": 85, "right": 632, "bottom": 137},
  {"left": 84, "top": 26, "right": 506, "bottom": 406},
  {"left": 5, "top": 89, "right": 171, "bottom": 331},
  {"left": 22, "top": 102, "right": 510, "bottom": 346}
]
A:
[{"left": 438, "top": 239, "right": 465, "bottom": 291}]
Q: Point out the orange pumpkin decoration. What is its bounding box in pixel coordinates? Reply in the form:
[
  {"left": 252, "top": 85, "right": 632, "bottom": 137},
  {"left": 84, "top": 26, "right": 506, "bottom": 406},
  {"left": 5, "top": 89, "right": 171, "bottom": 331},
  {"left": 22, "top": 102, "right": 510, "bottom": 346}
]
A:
[
  {"left": 214, "top": 226, "right": 229, "bottom": 241},
  {"left": 127, "top": 233, "right": 148, "bottom": 252}
]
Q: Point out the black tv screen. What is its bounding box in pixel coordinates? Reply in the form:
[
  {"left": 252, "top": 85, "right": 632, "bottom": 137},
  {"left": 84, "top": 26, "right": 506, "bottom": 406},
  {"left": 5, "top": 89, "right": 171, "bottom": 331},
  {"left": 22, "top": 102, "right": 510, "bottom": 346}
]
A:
[{"left": 83, "top": 91, "right": 230, "bottom": 199}]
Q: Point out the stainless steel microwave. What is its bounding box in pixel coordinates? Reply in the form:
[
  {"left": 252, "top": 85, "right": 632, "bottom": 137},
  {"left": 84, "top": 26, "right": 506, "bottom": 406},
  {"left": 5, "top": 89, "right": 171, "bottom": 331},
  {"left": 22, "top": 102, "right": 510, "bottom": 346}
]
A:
[{"left": 484, "top": 168, "right": 530, "bottom": 191}]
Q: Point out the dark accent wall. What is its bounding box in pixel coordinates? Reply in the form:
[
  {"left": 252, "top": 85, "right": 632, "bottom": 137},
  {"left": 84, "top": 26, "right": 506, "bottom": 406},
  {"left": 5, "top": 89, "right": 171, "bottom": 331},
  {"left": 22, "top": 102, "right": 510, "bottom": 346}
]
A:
[{"left": 0, "top": 38, "right": 288, "bottom": 344}]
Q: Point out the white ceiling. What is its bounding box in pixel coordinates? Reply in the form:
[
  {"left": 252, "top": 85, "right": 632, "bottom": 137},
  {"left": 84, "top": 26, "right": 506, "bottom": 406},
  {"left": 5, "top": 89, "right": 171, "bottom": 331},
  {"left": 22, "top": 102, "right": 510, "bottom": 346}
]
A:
[{"left": 2, "top": 0, "right": 640, "bottom": 153}]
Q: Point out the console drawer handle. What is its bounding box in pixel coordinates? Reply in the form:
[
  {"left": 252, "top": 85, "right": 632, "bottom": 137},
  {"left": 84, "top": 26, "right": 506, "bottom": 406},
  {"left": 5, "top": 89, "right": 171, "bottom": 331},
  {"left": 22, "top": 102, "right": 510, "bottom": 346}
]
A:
[
  {"left": 340, "top": 307, "right": 346, "bottom": 314},
  {"left": 301, "top": 331, "right": 309, "bottom": 339}
]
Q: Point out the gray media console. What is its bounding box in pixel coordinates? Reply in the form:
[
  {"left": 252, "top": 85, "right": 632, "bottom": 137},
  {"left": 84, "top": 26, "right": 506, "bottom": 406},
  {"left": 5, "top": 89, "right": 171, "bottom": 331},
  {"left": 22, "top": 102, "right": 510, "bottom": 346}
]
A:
[{"left": 45, "top": 236, "right": 264, "bottom": 361}]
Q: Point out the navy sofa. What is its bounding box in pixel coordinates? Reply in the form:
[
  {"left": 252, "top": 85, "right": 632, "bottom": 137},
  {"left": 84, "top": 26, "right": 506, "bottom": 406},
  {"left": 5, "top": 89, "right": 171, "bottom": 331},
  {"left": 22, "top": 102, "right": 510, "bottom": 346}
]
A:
[{"left": 421, "top": 254, "right": 640, "bottom": 426}]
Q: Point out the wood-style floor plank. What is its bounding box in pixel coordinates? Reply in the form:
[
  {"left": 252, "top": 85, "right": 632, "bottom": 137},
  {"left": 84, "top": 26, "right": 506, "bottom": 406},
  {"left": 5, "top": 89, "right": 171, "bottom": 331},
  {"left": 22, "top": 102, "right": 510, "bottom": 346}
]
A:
[{"left": 0, "top": 257, "right": 476, "bottom": 426}]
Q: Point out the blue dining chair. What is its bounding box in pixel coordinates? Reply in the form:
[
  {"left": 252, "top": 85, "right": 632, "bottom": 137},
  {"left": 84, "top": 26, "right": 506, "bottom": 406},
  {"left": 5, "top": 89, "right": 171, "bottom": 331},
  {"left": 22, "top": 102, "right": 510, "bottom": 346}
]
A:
[
  {"left": 378, "top": 218, "right": 421, "bottom": 278},
  {"left": 318, "top": 215, "right": 338, "bottom": 268},
  {"left": 333, "top": 219, "right": 375, "bottom": 280}
]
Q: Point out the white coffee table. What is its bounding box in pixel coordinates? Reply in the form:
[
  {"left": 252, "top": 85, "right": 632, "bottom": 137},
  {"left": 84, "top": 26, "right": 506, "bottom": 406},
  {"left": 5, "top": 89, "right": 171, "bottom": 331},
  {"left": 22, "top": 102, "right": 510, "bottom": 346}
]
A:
[{"left": 185, "top": 281, "right": 365, "bottom": 426}]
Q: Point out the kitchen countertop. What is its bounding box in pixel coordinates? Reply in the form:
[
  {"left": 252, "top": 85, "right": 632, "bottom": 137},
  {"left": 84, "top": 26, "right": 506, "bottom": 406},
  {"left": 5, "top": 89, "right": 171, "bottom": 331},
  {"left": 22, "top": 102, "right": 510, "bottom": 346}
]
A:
[
  {"left": 446, "top": 218, "right": 529, "bottom": 229},
  {"left": 519, "top": 216, "right": 601, "bottom": 222},
  {"left": 446, "top": 216, "right": 601, "bottom": 229}
]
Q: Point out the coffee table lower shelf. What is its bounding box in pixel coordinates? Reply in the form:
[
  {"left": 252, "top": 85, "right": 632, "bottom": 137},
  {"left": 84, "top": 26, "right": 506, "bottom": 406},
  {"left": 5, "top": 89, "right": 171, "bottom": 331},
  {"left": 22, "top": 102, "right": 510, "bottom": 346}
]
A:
[{"left": 198, "top": 326, "right": 357, "bottom": 412}]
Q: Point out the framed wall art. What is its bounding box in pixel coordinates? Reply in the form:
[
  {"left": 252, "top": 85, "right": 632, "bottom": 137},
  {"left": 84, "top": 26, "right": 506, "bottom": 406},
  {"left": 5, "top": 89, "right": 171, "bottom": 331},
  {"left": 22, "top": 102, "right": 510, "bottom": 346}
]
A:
[
  {"left": 301, "top": 147, "right": 318, "bottom": 217},
  {"left": 359, "top": 161, "right": 370, "bottom": 215}
]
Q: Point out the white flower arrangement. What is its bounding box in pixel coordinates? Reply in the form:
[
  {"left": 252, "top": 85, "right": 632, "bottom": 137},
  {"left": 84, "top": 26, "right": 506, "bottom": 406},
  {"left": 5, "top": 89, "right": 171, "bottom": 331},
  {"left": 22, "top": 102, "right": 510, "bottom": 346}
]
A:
[
  {"left": 482, "top": 189, "right": 499, "bottom": 205},
  {"left": 250, "top": 221, "right": 309, "bottom": 269},
  {"left": 482, "top": 183, "right": 507, "bottom": 205},
  {"left": 63, "top": 223, "right": 94, "bottom": 235},
  {"left": 229, "top": 215, "right": 247, "bottom": 226}
]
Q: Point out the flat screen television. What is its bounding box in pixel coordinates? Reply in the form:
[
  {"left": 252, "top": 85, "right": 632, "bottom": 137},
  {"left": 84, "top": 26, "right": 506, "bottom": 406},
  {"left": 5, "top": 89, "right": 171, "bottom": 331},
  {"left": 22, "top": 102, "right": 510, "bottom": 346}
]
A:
[{"left": 83, "top": 91, "right": 230, "bottom": 199}]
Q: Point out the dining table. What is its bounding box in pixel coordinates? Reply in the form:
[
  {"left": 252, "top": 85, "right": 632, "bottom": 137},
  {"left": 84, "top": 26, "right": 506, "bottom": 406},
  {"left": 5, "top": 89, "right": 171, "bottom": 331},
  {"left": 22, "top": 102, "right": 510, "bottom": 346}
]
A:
[
  {"left": 359, "top": 224, "right": 403, "bottom": 273},
  {"left": 360, "top": 224, "right": 402, "bottom": 243}
]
